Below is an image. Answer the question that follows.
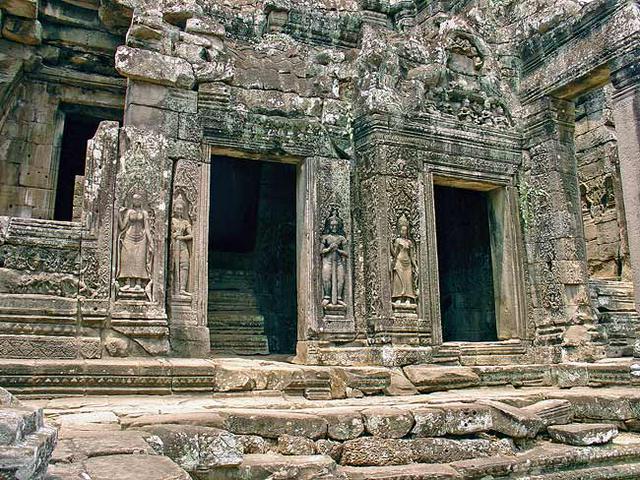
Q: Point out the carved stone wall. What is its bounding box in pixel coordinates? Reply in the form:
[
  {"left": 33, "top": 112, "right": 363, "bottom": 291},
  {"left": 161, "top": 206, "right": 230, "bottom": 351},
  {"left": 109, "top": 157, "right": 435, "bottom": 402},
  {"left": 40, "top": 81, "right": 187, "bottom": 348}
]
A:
[{"left": 0, "top": 0, "right": 637, "bottom": 365}]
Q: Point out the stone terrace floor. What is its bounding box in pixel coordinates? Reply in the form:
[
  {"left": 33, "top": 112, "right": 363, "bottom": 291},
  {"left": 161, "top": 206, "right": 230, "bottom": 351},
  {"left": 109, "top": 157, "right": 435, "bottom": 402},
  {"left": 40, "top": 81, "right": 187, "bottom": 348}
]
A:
[{"left": 3, "top": 354, "right": 634, "bottom": 480}]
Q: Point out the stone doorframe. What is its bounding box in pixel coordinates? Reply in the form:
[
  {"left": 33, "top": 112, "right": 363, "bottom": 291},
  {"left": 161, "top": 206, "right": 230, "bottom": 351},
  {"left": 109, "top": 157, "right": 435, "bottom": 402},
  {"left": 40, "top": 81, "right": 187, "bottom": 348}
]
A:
[
  {"left": 422, "top": 164, "right": 529, "bottom": 346},
  {"left": 199, "top": 145, "right": 356, "bottom": 358}
]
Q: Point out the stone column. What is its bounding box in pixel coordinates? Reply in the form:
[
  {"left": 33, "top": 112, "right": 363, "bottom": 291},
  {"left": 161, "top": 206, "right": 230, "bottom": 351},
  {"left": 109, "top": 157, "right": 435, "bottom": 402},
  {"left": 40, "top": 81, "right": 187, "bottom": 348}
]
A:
[
  {"left": 609, "top": 49, "right": 640, "bottom": 357},
  {"left": 522, "top": 96, "right": 605, "bottom": 362}
]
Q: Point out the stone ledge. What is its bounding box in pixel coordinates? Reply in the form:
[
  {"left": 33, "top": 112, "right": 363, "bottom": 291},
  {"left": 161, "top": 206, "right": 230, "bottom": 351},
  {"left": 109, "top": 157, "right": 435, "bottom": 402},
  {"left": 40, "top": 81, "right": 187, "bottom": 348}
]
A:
[{"left": 0, "top": 357, "right": 634, "bottom": 398}]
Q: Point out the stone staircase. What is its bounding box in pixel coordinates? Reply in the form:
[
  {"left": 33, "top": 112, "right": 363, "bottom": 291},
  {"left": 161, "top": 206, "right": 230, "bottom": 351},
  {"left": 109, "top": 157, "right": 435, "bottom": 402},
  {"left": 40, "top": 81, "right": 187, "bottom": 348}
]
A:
[
  {"left": 207, "top": 269, "right": 269, "bottom": 355},
  {"left": 590, "top": 279, "right": 639, "bottom": 357},
  {"left": 0, "top": 387, "right": 57, "bottom": 480}
]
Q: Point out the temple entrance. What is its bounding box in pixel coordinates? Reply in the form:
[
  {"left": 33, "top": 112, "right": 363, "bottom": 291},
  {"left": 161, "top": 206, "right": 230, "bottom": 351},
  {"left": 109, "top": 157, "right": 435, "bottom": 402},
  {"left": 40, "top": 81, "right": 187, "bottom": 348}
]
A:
[
  {"left": 434, "top": 184, "right": 498, "bottom": 342},
  {"left": 53, "top": 105, "right": 122, "bottom": 221},
  {"left": 207, "top": 156, "right": 297, "bottom": 355}
]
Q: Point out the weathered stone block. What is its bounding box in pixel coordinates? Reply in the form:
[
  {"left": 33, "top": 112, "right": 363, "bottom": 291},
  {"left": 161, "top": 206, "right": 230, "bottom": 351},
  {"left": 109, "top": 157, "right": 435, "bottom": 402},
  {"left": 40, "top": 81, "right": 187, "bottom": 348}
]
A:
[
  {"left": 81, "top": 454, "right": 191, "bottom": 480},
  {"left": 115, "top": 46, "right": 195, "bottom": 89},
  {"left": 2, "top": 16, "right": 41, "bottom": 45},
  {"left": 51, "top": 431, "right": 156, "bottom": 463},
  {"left": 403, "top": 366, "right": 481, "bottom": 392},
  {"left": 412, "top": 403, "right": 492, "bottom": 437},
  {"left": 222, "top": 410, "right": 328, "bottom": 440},
  {"left": 522, "top": 399, "right": 574, "bottom": 427},
  {"left": 340, "top": 437, "right": 414, "bottom": 466},
  {"left": 305, "top": 408, "right": 364, "bottom": 441},
  {"left": 338, "top": 464, "right": 462, "bottom": 480},
  {"left": 140, "top": 425, "right": 242, "bottom": 471},
  {"left": 0, "top": 0, "right": 37, "bottom": 18},
  {"left": 277, "top": 435, "right": 316, "bottom": 456},
  {"left": 361, "top": 407, "right": 414, "bottom": 439},
  {"left": 185, "top": 17, "right": 224, "bottom": 38}
]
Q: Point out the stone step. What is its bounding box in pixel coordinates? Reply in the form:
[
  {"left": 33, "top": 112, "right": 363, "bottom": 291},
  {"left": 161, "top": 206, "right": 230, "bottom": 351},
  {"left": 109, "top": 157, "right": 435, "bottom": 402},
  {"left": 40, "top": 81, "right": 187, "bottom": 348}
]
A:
[
  {"left": 208, "top": 313, "right": 266, "bottom": 330},
  {"left": 209, "top": 270, "right": 257, "bottom": 289},
  {"left": 210, "top": 334, "right": 269, "bottom": 354}
]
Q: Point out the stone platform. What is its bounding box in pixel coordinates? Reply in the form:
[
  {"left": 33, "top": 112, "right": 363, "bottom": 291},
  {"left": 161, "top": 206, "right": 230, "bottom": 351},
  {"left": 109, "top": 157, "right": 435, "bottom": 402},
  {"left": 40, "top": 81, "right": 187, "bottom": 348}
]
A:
[
  {"left": 27, "top": 384, "right": 640, "bottom": 480},
  {"left": 0, "top": 356, "right": 637, "bottom": 399}
]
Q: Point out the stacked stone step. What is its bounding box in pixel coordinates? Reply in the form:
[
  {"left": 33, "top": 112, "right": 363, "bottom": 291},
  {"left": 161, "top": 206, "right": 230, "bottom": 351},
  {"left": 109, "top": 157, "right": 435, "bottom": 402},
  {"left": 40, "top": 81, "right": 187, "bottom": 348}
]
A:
[
  {"left": 590, "top": 279, "right": 639, "bottom": 357},
  {"left": 120, "top": 397, "right": 640, "bottom": 480},
  {"left": 207, "top": 269, "right": 269, "bottom": 355},
  {"left": 0, "top": 388, "right": 57, "bottom": 480}
]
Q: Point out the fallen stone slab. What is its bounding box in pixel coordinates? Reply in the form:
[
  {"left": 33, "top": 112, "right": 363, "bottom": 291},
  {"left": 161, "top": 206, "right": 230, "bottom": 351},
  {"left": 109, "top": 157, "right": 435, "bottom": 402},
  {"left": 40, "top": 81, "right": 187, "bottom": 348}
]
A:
[
  {"left": 403, "top": 366, "right": 480, "bottom": 392},
  {"left": 221, "top": 410, "right": 328, "bottom": 440},
  {"left": 51, "top": 430, "right": 156, "bottom": 463},
  {"left": 139, "top": 424, "right": 242, "bottom": 471},
  {"left": 361, "top": 407, "right": 414, "bottom": 439},
  {"left": 194, "top": 453, "right": 337, "bottom": 480},
  {"left": 548, "top": 423, "right": 619, "bottom": 446},
  {"left": 81, "top": 454, "right": 191, "bottom": 480},
  {"left": 339, "top": 463, "right": 462, "bottom": 479},
  {"left": 480, "top": 399, "right": 544, "bottom": 438},
  {"left": 522, "top": 399, "right": 574, "bottom": 427}
]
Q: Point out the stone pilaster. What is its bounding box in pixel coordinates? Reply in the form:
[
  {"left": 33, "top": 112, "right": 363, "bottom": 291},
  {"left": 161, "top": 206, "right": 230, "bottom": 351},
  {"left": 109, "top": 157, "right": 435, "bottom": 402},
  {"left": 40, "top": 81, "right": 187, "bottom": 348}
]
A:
[
  {"left": 522, "top": 96, "right": 605, "bottom": 362},
  {"left": 609, "top": 48, "right": 640, "bottom": 358},
  {"left": 356, "top": 142, "right": 431, "bottom": 349}
]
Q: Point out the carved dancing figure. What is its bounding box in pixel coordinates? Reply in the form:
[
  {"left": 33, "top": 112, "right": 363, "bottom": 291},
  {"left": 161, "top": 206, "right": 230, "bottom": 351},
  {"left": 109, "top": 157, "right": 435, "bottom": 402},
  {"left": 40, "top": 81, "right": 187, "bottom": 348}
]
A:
[
  {"left": 390, "top": 214, "right": 418, "bottom": 305},
  {"left": 117, "top": 192, "right": 153, "bottom": 293},
  {"left": 171, "top": 194, "right": 193, "bottom": 297},
  {"left": 321, "top": 208, "right": 348, "bottom": 308}
]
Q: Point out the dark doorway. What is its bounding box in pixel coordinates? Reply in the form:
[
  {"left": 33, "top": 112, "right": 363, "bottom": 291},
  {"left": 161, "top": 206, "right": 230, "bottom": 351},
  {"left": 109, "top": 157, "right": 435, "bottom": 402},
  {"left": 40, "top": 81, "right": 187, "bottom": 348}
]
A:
[
  {"left": 208, "top": 156, "right": 297, "bottom": 355},
  {"left": 53, "top": 105, "right": 122, "bottom": 221},
  {"left": 434, "top": 185, "right": 498, "bottom": 342}
]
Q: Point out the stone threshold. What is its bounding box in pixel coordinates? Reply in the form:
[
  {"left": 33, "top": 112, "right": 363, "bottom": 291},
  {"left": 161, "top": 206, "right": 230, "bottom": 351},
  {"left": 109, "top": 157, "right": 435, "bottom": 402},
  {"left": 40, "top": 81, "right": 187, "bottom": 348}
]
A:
[{"left": 1, "top": 356, "right": 636, "bottom": 398}]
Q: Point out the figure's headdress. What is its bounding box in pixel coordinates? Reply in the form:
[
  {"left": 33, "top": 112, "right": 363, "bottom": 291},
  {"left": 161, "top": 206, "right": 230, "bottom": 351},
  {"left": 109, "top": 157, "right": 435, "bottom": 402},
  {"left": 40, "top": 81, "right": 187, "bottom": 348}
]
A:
[
  {"left": 398, "top": 213, "right": 410, "bottom": 229},
  {"left": 174, "top": 194, "right": 187, "bottom": 210},
  {"left": 323, "top": 206, "right": 345, "bottom": 235}
]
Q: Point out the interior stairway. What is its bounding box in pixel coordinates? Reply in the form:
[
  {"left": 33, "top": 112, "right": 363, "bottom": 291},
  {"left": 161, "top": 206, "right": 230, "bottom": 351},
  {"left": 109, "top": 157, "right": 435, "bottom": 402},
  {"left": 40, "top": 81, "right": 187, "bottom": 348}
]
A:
[
  {"left": 207, "top": 268, "right": 270, "bottom": 355},
  {"left": 590, "top": 279, "right": 639, "bottom": 357}
]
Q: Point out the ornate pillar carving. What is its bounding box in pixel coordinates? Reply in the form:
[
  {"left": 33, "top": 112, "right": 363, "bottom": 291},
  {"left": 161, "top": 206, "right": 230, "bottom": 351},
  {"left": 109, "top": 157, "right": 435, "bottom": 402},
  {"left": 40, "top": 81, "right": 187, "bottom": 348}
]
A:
[
  {"left": 609, "top": 49, "right": 640, "bottom": 357},
  {"left": 522, "top": 96, "right": 604, "bottom": 362},
  {"left": 167, "top": 155, "right": 211, "bottom": 357},
  {"left": 109, "top": 126, "right": 173, "bottom": 356},
  {"left": 358, "top": 144, "right": 431, "bottom": 347},
  {"left": 297, "top": 156, "right": 356, "bottom": 361},
  {"left": 78, "top": 120, "right": 120, "bottom": 358}
]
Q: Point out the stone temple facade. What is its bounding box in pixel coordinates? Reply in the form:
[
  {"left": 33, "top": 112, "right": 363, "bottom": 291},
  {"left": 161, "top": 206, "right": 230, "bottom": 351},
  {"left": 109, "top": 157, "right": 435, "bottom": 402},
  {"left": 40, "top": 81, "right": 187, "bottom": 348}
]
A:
[
  {"left": 1, "top": 0, "right": 640, "bottom": 478},
  {"left": 1, "top": 0, "right": 640, "bottom": 368}
]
